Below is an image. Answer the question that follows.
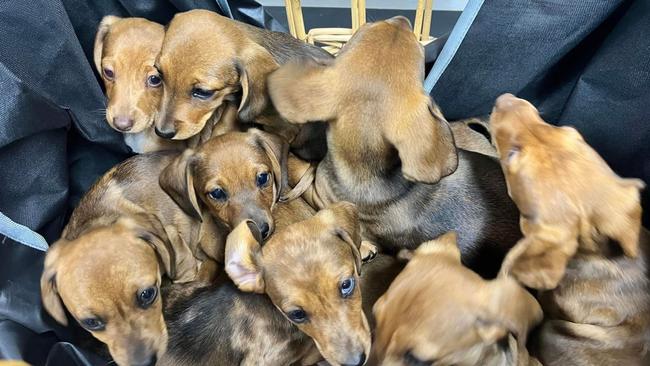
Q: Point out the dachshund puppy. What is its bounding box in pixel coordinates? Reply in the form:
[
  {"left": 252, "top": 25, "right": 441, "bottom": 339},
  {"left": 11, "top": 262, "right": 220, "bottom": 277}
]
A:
[
  {"left": 41, "top": 152, "right": 227, "bottom": 366},
  {"left": 160, "top": 203, "right": 371, "bottom": 366},
  {"left": 370, "top": 232, "right": 543, "bottom": 366},
  {"left": 491, "top": 93, "right": 650, "bottom": 365},
  {"left": 154, "top": 9, "right": 332, "bottom": 160},
  {"left": 94, "top": 16, "right": 183, "bottom": 153},
  {"left": 159, "top": 128, "right": 316, "bottom": 240},
  {"left": 268, "top": 16, "right": 520, "bottom": 276}
]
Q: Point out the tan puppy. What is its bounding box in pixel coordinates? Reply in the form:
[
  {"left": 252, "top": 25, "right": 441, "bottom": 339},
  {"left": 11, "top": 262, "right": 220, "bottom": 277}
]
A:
[
  {"left": 370, "top": 232, "right": 542, "bottom": 366},
  {"left": 269, "top": 16, "right": 520, "bottom": 276},
  {"left": 154, "top": 9, "right": 332, "bottom": 160},
  {"left": 94, "top": 16, "right": 184, "bottom": 153},
  {"left": 40, "top": 152, "right": 227, "bottom": 366},
  {"left": 162, "top": 202, "right": 372, "bottom": 366},
  {"left": 159, "top": 129, "right": 315, "bottom": 240},
  {"left": 491, "top": 93, "right": 650, "bottom": 365}
]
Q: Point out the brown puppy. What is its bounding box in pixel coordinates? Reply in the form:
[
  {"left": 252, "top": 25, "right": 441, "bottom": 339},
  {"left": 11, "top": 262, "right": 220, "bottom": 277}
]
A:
[
  {"left": 161, "top": 203, "right": 371, "bottom": 366},
  {"left": 268, "top": 16, "right": 520, "bottom": 276},
  {"left": 94, "top": 16, "right": 184, "bottom": 153},
  {"left": 491, "top": 93, "right": 650, "bottom": 365},
  {"left": 159, "top": 128, "right": 315, "bottom": 240},
  {"left": 370, "top": 232, "right": 543, "bottom": 366},
  {"left": 41, "top": 152, "right": 227, "bottom": 366},
  {"left": 154, "top": 9, "right": 332, "bottom": 160}
]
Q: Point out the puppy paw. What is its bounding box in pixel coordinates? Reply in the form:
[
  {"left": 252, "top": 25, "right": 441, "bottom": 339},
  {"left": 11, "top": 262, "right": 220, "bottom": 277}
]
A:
[{"left": 360, "top": 241, "right": 378, "bottom": 263}]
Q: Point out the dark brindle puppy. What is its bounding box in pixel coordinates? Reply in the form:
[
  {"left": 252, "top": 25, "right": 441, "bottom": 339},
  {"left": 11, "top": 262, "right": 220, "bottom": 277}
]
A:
[
  {"left": 491, "top": 94, "right": 650, "bottom": 365},
  {"left": 269, "top": 17, "right": 520, "bottom": 276}
]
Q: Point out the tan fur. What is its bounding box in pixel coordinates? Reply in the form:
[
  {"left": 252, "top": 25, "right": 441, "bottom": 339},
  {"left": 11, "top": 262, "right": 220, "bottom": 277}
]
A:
[
  {"left": 224, "top": 203, "right": 372, "bottom": 366},
  {"left": 40, "top": 153, "right": 227, "bottom": 366},
  {"left": 370, "top": 232, "right": 542, "bottom": 366},
  {"left": 94, "top": 16, "right": 184, "bottom": 153},
  {"left": 449, "top": 117, "right": 498, "bottom": 157},
  {"left": 491, "top": 93, "right": 645, "bottom": 289},
  {"left": 154, "top": 9, "right": 330, "bottom": 160},
  {"left": 490, "top": 93, "right": 650, "bottom": 365}
]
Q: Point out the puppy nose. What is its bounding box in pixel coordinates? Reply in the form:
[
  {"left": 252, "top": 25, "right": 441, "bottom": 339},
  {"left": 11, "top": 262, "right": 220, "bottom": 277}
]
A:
[
  {"left": 344, "top": 352, "right": 366, "bottom": 366},
  {"left": 495, "top": 93, "right": 517, "bottom": 110},
  {"left": 259, "top": 222, "right": 270, "bottom": 239},
  {"left": 146, "top": 354, "right": 157, "bottom": 366},
  {"left": 113, "top": 116, "right": 134, "bottom": 131},
  {"left": 155, "top": 126, "right": 176, "bottom": 139}
]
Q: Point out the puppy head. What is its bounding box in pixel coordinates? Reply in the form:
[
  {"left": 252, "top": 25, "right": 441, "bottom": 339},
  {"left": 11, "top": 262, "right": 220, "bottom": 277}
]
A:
[
  {"left": 94, "top": 16, "right": 164, "bottom": 134},
  {"left": 40, "top": 218, "right": 172, "bottom": 366},
  {"left": 225, "top": 202, "right": 371, "bottom": 366},
  {"left": 371, "top": 233, "right": 542, "bottom": 366},
  {"left": 491, "top": 93, "right": 645, "bottom": 289},
  {"left": 268, "top": 17, "right": 457, "bottom": 184},
  {"left": 160, "top": 129, "right": 289, "bottom": 239},
  {"left": 155, "top": 10, "right": 277, "bottom": 140}
]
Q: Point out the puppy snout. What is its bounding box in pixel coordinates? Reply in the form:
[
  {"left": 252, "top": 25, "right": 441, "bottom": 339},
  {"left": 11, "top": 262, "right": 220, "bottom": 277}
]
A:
[
  {"left": 495, "top": 93, "right": 517, "bottom": 110},
  {"left": 343, "top": 352, "right": 366, "bottom": 366},
  {"left": 155, "top": 126, "right": 176, "bottom": 139},
  {"left": 113, "top": 116, "right": 134, "bottom": 132}
]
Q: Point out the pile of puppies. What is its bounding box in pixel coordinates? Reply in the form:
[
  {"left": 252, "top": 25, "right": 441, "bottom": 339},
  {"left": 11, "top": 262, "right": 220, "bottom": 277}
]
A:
[{"left": 39, "top": 9, "right": 649, "bottom": 366}]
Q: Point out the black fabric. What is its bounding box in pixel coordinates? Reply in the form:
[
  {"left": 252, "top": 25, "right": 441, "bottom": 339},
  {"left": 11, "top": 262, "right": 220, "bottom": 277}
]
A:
[{"left": 431, "top": 0, "right": 650, "bottom": 224}]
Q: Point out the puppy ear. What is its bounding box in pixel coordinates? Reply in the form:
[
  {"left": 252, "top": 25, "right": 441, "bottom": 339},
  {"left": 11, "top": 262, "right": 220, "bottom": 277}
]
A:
[
  {"left": 385, "top": 99, "right": 458, "bottom": 184},
  {"left": 93, "top": 15, "right": 121, "bottom": 74},
  {"left": 40, "top": 243, "right": 68, "bottom": 325},
  {"left": 478, "top": 277, "right": 543, "bottom": 346},
  {"left": 236, "top": 49, "right": 278, "bottom": 122},
  {"left": 160, "top": 150, "right": 202, "bottom": 221},
  {"left": 414, "top": 231, "right": 461, "bottom": 262},
  {"left": 318, "top": 202, "right": 363, "bottom": 274},
  {"left": 225, "top": 220, "right": 265, "bottom": 293},
  {"left": 248, "top": 129, "right": 289, "bottom": 203},
  {"left": 500, "top": 226, "right": 579, "bottom": 290},
  {"left": 267, "top": 59, "right": 337, "bottom": 124}
]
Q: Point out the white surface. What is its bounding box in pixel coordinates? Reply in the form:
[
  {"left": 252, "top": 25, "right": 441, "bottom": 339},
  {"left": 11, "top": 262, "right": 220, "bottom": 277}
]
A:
[{"left": 258, "top": 0, "right": 468, "bottom": 11}]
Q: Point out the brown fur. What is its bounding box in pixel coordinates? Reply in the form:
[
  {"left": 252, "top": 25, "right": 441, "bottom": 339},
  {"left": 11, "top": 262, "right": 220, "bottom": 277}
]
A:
[
  {"left": 370, "top": 232, "right": 543, "bottom": 366},
  {"left": 491, "top": 93, "right": 650, "bottom": 365},
  {"left": 154, "top": 9, "right": 331, "bottom": 160},
  {"left": 94, "top": 16, "right": 184, "bottom": 153},
  {"left": 268, "top": 17, "right": 520, "bottom": 276},
  {"left": 449, "top": 117, "right": 497, "bottom": 158},
  {"left": 40, "top": 152, "right": 227, "bottom": 366},
  {"left": 159, "top": 129, "right": 316, "bottom": 239}
]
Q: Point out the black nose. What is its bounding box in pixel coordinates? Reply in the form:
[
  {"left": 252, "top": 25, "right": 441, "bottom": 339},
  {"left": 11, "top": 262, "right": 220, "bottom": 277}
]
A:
[
  {"left": 259, "top": 222, "right": 270, "bottom": 239},
  {"left": 344, "top": 353, "right": 366, "bottom": 366},
  {"left": 155, "top": 127, "right": 176, "bottom": 139},
  {"left": 145, "top": 354, "right": 157, "bottom": 366}
]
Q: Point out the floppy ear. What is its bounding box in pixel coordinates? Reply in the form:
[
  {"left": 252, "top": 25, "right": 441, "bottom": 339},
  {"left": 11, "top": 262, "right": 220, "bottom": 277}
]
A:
[
  {"left": 500, "top": 225, "right": 579, "bottom": 290},
  {"left": 385, "top": 99, "right": 458, "bottom": 184},
  {"left": 318, "top": 202, "right": 363, "bottom": 274},
  {"left": 477, "top": 277, "right": 543, "bottom": 346},
  {"left": 248, "top": 129, "right": 289, "bottom": 203},
  {"left": 267, "top": 59, "right": 338, "bottom": 124},
  {"left": 225, "top": 220, "right": 265, "bottom": 293},
  {"left": 414, "top": 231, "right": 461, "bottom": 262},
  {"left": 93, "top": 15, "right": 121, "bottom": 74},
  {"left": 40, "top": 243, "right": 68, "bottom": 325},
  {"left": 236, "top": 48, "right": 278, "bottom": 122},
  {"left": 160, "top": 149, "right": 202, "bottom": 221}
]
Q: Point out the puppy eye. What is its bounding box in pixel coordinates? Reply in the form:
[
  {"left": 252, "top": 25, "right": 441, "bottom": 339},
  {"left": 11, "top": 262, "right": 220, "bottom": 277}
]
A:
[
  {"left": 137, "top": 286, "right": 158, "bottom": 309},
  {"left": 103, "top": 68, "right": 114, "bottom": 80},
  {"left": 147, "top": 74, "right": 162, "bottom": 88},
  {"left": 286, "top": 309, "right": 308, "bottom": 324},
  {"left": 191, "top": 87, "right": 215, "bottom": 100},
  {"left": 81, "top": 317, "right": 106, "bottom": 331},
  {"left": 256, "top": 172, "right": 270, "bottom": 187},
  {"left": 208, "top": 187, "right": 228, "bottom": 201},
  {"left": 507, "top": 146, "right": 521, "bottom": 162},
  {"left": 339, "top": 277, "right": 356, "bottom": 298}
]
